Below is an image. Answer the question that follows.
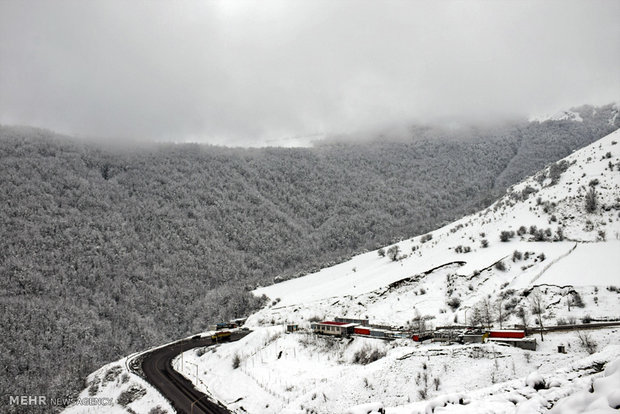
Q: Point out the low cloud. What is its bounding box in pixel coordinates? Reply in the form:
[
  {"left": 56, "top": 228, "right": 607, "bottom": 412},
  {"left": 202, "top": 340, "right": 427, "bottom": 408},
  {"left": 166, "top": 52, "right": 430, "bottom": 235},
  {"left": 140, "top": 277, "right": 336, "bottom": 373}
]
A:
[{"left": 1, "top": 0, "right": 619, "bottom": 146}]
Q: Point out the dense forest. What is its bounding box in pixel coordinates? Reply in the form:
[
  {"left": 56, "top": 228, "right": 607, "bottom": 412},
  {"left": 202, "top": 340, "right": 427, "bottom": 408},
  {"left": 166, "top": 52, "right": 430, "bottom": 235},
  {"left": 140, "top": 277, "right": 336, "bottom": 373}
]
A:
[{"left": 0, "top": 103, "right": 618, "bottom": 412}]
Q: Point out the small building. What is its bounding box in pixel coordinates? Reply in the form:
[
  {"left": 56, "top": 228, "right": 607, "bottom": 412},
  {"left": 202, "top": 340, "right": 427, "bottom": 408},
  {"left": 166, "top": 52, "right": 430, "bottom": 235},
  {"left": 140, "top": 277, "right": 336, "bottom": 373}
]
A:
[
  {"left": 311, "top": 321, "right": 358, "bottom": 336},
  {"left": 412, "top": 332, "right": 434, "bottom": 342},
  {"left": 489, "top": 329, "right": 525, "bottom": 339},
  {"left": 354, "top": 327, "right": 371, "bottom": 336},
  {"left": 460, "top": 328, "right": 488, "bottom": 344},
  {"left": 388, "top": 331, "right": 411, "bottom": 339},
  {"left": 286, "top": 324, "right": 299, "bottom": 333},
  {"left": 370, "top": 329, "right": 388, "bottom": 339},
  {"left": 462, "top": 332, "right": 488, "bottom": 344}
]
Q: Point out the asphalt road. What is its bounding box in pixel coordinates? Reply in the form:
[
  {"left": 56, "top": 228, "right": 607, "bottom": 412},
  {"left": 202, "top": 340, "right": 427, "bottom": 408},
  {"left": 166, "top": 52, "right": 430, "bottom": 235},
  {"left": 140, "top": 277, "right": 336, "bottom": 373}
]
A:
[{"left": 141, "top": 331, "right": 250, "bottom": 414}]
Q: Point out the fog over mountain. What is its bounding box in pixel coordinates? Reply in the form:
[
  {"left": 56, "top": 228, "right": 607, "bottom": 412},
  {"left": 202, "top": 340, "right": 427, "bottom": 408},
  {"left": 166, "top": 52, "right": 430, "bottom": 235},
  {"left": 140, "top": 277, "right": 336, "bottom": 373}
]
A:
[{"left": 1, "top": 0, "right": 619, "bottom": 146}]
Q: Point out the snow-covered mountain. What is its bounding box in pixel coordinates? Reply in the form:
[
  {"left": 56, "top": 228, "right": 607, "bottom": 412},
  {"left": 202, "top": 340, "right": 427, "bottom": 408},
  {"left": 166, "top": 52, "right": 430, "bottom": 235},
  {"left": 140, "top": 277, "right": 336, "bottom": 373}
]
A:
[
  {"left": 529, "top": 103, "right": 619, "bottom": 125},
  {"left": 251, "top": 128, "right": 620, "bottom": 323},
  {"left": 64, "top": 129, "right": 620, "bottom": 414}
]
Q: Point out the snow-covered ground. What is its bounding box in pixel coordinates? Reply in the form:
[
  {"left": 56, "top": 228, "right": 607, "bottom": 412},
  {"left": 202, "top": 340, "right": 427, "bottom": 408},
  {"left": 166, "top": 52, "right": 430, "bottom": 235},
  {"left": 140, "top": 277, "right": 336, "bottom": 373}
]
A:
[
  {"left": 254, "top": 128, "right": 620, "bottom": 310},
  {"left": 176, "top": 328, "right": 620, "bottom": 413},
  {"left": 62, "top": 356, "right": 173, "bottom": 414}
]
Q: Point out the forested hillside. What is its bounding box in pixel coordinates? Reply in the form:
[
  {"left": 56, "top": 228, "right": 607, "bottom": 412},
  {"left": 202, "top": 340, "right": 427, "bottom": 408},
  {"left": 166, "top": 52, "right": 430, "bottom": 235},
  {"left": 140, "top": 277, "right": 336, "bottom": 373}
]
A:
[{"left": 0, "top": 103, "right": 618, "bottom": 412}]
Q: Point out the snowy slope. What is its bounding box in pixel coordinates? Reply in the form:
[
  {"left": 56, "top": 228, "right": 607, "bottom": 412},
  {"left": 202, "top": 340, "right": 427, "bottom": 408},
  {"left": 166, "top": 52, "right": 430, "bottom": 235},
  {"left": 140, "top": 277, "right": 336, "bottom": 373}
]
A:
[
  {"left": 62, "top": 356, "right": 174, "bottom": 414},
  {"left": 253, "top": 128, "right": 620, "bottom": 313}
]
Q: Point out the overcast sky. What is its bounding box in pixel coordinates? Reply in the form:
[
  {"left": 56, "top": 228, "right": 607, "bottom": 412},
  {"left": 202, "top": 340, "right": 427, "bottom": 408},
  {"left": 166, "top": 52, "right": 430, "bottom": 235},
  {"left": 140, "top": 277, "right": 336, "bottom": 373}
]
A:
[{"left": 1, "top": 0, "right": 619, "bottom": 146}]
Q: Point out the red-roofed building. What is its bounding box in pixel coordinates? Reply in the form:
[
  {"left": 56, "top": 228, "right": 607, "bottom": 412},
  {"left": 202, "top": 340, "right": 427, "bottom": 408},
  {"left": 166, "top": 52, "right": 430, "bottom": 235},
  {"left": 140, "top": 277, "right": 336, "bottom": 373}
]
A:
[{"left": 311, "top": 321, "right": 358, "bottom": 336}]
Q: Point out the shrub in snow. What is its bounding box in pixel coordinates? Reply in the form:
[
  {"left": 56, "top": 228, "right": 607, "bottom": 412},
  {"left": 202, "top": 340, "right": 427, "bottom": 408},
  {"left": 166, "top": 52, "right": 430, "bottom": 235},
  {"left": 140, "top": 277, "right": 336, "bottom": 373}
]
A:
[
  {"left": 585, "top": 187, "right": 598, "bottom": 213},
  {"left": 424, "top": 393, "right": 469, "bottom": 413},
  {"left": 345, "top": 401, "right": 385, "bottom": 414},
  {"left": 387, "top": 245, "right": 400, "bottom": 261},
  {"left": 554, "top": 226, "right": 565, "bottom": 241},
  {"left": 232, "top": 353, "right": 241, "bottom": 369},
  {"left": 148, "top": 406, "right": 167, "bottom": 414},
  {"left": 500, "top": 230, "right": 515, "bottom": 242},
  {"left": 117, "top": 384, "right": 147, "bottom": 407},
  {"left": 353, "top": 344, "right": 386, "bottom": 365},
  {"left": 576, "top": 331, "right": 597, "bottom": 354},
  {"left": 88, "top": 381, "right": 99, "bottom": 396},
  {"left": 417, "top": 387, "right": 428, "bottom": 400},
  {"left": 495, "top": 260, "right": 506, "bottom": 271},
  {"left": 447, "top": 297, "right": 461, "bottom": 310},
  {"left": 548, "top": 160, "right": 569, "bottom": 184},
  {"left": 455, "top": 245, "right": 471, "bottom": 253},
  {"left": 420, "top": 233, "right": 433, "bottom": 243},
  {"left": 525, "top": 371, "right": 546, "bottom": 390},
  {"left": 103, "top": 366, "right": 122, "bottom": 384},
  {"left": 570, "top": 291, "right": 585, "bottom": 308},
  {"left": 377, "top": 248, "right": 386, "bottom": 257}
]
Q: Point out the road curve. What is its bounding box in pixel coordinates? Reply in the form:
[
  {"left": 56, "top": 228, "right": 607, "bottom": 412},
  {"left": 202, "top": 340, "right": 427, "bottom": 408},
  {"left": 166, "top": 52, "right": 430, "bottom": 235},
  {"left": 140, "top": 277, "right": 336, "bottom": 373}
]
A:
[{"left": 141, "top": 331, "right": 250, "bottom": 414}]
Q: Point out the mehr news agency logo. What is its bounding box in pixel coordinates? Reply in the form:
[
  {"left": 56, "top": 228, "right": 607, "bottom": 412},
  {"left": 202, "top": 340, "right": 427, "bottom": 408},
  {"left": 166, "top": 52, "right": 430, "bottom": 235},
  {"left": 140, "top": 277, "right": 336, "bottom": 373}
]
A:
[{"left": 9, "top": 395, "right": 113, "bottom": 407}]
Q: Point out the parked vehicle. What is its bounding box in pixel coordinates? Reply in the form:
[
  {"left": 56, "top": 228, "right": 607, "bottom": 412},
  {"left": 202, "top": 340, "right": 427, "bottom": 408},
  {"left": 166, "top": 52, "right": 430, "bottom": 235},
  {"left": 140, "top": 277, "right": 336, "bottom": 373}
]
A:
[{"left": 211, "top": 331, "right": 232, "bottom": 342}]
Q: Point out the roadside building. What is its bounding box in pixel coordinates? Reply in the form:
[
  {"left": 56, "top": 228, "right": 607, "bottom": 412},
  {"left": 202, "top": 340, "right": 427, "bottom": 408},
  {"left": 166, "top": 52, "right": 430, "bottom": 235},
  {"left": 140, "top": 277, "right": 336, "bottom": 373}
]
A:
[{"left": 311, "top": 321, "right": 358, "bottom": 336}]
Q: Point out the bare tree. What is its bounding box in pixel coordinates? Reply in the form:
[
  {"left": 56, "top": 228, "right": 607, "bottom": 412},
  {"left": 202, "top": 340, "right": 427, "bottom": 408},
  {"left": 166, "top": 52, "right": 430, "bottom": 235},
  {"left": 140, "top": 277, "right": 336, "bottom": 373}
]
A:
[
  {"left": 516, "top": 306, "right": 529, "bottom": 335},
  {"left": 529, "top": 288, "right": 546, "bottom": 341},
  {"left": 585, "top": 187, "right": 597, "bottom": 213},
  {"left": 469, "top": 306, "right": 483, "bottom": 327},
  {"left": 576, "top": 331, "right": 597, "bottom": 354},
  {"left": 496, "top": 298, "right": 508, "bottom": 329},
  {"left": 411, "top": 308, "right": 425, "bottom": 333},
  {"left": 387, "top": 245, "right": 400, "bottom": 261},
  {"left": 481, "top": 297, "right": 494, "bottom": 330}
]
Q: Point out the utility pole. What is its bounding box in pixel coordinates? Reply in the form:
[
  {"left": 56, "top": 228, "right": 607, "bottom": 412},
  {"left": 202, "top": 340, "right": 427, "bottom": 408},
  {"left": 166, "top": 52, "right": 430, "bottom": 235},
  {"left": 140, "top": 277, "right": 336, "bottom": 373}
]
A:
[{"left": 187, "top": 361, "right": 199, "bottom": 385}]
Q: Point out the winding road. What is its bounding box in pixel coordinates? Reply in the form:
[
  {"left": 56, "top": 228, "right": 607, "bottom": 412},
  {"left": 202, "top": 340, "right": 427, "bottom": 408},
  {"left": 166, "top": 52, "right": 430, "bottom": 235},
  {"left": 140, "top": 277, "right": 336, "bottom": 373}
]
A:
[{"left": 141, "top": 331, "right": 250, "bottom": 414}]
